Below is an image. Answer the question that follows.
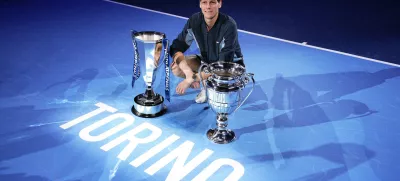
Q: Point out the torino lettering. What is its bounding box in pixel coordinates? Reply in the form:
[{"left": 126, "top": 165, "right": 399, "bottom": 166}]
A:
[{"left": 59, "top": 102, "right": 244, "bottom": 181}]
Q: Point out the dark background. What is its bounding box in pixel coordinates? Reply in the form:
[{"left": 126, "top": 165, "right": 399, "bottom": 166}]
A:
[{"left": 115, "top": 0, "right": 399, "bottom": 64}]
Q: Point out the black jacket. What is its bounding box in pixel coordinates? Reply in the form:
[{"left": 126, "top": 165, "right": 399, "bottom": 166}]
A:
[{"left": 169, "top": 12, "right": 243, "bottom": 64}]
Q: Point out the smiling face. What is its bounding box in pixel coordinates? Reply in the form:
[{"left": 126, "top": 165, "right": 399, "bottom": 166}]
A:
[{"left": 200, "top": 0, "right": 221, "bottom": 20}]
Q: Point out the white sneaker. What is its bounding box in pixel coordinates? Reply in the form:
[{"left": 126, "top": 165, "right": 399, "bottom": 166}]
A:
[{"left": 195, "top": 89, "right": 207, "bottom": 103}]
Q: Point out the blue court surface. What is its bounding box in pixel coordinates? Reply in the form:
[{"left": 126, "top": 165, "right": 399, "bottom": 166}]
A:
[{"left": 1, "top": 1, "right": 400, "bottom": 181}]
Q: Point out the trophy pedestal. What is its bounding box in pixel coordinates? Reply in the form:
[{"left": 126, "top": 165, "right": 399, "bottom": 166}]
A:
[
  {"left": 131, "top": 87, "right": 167, "bottom": 118},
  {"left": 207, "top": 128, "right": 236, "bottom": 144},
  {"left": 207, "top": 113, "right": 236, "bottom": 144}
]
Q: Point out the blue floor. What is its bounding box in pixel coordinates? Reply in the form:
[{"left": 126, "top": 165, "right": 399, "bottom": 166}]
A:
[{"left": 1, "top": 0, "right": 400, "bottom": 181}]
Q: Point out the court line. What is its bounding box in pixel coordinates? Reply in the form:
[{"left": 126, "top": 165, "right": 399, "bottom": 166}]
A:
[
  {"left": 104, "top": 0, "right": 400, "bottom": 68},
  {"left": 104, "top": 0, "right": 188, "bottom": 20}
]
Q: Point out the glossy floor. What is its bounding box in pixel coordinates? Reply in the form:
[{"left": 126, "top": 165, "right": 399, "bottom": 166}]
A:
[{"left": 1, "top": 1, "right": 399, "bottom": 180}]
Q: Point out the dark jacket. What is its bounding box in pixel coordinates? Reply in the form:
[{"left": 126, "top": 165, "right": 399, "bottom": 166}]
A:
[{"left": 169, "top": 12, "right": 244, "bottom": 64}]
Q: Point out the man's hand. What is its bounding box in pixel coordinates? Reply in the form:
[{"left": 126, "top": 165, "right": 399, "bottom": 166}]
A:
[
  {"left": 176, "top": 78, "right": 194, "bottom": 95},
  {"left": 172, "top": 52, "right": 204, "bottom": 94}
]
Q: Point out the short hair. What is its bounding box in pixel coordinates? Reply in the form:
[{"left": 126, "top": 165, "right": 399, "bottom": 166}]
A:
[{"left": 200, "top": 0, "right": 221, "bottom": 2}]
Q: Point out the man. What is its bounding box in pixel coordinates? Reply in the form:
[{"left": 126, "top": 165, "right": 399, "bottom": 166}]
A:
[{"left": 169, "top": 0, "right": 245, "bottom": 103}]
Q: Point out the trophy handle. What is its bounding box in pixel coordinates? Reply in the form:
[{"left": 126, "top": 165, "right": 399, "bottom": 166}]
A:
[
  {"left": 233, "top": 73, "right": 255, "bottom": 113},
  {"left": 198, "top": 61, "right": 210, "bottom": 99}
]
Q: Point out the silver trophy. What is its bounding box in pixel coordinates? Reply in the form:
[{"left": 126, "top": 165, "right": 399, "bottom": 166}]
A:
[
  {"left": 199, "top": 61, "right": 255, "bottom": 144},
  {"left": 130, "top": 30, "right": 171, "bottom": 118}
]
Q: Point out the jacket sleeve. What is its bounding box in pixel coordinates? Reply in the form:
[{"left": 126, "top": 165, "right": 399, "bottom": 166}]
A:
[
  {"left": 218, "top": 22, "right": 238, "bottom": 62},
  {"left": 169, "top": 19, "right": 192, "bottom": 57}
]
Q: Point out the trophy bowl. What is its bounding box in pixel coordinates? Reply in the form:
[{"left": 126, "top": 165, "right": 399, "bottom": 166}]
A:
[
  {"left": 199, "top": 61, "right": 255, "bottom": 144},
  {"left": 130, "top": 31, "right": 171, "bottom": 118}
]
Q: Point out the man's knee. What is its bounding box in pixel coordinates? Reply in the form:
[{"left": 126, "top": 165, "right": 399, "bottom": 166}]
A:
[{"left": 185, "top": 55, "right": 201, "bottom": 73}]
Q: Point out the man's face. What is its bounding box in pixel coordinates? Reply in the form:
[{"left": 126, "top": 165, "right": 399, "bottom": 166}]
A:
[{"left": 200, "top": 0, "right": 221, "bottom": 20}]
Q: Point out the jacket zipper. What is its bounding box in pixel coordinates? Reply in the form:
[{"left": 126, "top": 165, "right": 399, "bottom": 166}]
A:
[{"left": 206, "top": 31, "right": 209, "bottom": 62}]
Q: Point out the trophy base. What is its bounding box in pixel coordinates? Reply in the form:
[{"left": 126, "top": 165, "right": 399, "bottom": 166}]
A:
[
  {"left": 131, "top": 93, "right": 167, "bottom": 118},
  {"left": 207, "top": 128, "right": 236, "bottom": 144}
]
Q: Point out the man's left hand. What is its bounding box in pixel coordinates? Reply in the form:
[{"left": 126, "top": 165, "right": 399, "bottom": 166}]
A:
[{"left": 176, "top": 79, "right": 193, "bottom": 95}]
